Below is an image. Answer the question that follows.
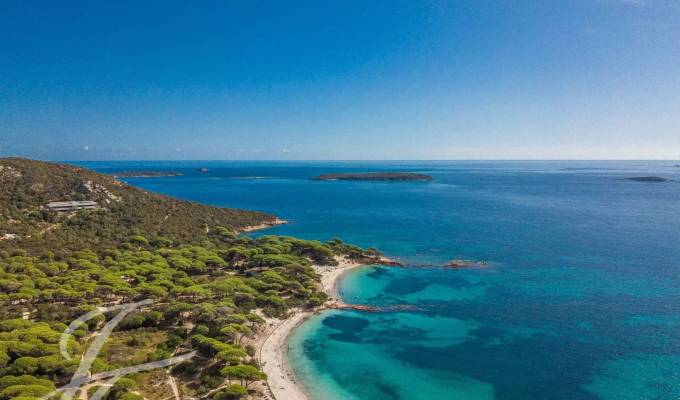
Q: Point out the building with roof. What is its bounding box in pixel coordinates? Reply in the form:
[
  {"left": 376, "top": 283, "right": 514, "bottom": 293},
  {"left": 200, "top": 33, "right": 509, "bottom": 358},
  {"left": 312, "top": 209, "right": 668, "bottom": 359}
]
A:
[{"left": 46, "top": 200, "right": 98, "bottom": 212}]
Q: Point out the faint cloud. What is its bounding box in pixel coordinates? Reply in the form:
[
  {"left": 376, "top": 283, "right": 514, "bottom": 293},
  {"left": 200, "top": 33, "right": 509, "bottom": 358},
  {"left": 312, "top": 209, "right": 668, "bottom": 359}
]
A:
[
  {"left": 579, "top": 19, "right": 676, "bottom": 36},
  {"left": 281, "top": 148, "right": 291, "bottom": 154},
  {"left": 579, "top": 28, "right": 610, "bottom": 36},
  {"left": 625, "top": 21, "right": 677, "bottom": 28},
  {"left": 601, "top": 0, "right": 650, "bottom": 6}
]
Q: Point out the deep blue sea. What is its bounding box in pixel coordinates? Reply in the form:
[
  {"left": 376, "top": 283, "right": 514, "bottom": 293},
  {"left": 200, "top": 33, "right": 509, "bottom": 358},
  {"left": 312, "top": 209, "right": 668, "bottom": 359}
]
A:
[{"left": 79, "top": 161, "right": 680, "bottom": 400}]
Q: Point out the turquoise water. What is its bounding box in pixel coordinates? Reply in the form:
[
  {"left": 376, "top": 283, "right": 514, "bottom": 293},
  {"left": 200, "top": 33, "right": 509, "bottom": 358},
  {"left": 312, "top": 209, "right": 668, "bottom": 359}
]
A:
[{"left": 80, "top": 161, "right": 680, "bottom": 399}]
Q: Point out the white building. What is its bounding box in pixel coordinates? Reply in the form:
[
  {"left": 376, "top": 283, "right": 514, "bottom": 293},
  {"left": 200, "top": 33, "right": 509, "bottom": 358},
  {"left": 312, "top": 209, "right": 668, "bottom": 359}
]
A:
[{"left": 46, "top": 200, "right": 98, "bottom": 212}]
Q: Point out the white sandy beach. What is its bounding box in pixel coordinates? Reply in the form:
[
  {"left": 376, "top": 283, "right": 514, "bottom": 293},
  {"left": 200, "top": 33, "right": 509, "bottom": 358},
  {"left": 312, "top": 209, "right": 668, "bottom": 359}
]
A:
[{"left": 257, "top": 257, "right": 364, "bottom": 400}]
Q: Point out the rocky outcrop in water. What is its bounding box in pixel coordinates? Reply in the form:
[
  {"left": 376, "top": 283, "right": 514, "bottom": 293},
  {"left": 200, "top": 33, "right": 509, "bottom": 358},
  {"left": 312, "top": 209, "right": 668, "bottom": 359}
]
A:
[{"left": 445, "top": 259, "right": 488, "bottom": 268}]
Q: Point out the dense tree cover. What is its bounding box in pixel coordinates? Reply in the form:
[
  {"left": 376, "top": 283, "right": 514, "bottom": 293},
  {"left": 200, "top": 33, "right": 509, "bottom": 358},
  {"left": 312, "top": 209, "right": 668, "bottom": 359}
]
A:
[
  {"left": 0, "top": 158, "right": 382, "bottom": 399},
  {"left": 220, "top": 365, "right": 266, "bottom": 389},
  {"left": 0, "top": 232, "right": 380, "bottom": 399},
  {"left": 0, "top": 235, "right": 356, "bottom": 310},
  {"left": 0, "top": 158, "right": 276, "bottom": 252},
  {"left": 0, "top": 319, "right": 79, "bottom": 398},
  {"left": 214, "top": 384, "right": 248, "bottom": 399}
]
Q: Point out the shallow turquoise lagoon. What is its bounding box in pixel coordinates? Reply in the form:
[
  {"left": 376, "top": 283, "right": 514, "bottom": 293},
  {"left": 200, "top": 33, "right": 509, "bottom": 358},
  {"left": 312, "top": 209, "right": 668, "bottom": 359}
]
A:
[{"left": 81, "top": 161, "right": 680, "bottom": 399}]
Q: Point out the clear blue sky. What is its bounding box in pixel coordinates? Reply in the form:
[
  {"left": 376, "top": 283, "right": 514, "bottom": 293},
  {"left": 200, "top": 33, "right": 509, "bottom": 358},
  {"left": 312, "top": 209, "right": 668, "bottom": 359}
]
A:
[{"left": 1, "top": 0, "right": 679, "bottom": 160}]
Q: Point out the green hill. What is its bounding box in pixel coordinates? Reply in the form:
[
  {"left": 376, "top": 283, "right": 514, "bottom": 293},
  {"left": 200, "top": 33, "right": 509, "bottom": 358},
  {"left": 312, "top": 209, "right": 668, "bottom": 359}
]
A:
[
  {"left": 0, "top": 158, "right": 380, "bottom": 400},
  {"left": 0, "top": 158, "right": 277, "bottom": 252}
]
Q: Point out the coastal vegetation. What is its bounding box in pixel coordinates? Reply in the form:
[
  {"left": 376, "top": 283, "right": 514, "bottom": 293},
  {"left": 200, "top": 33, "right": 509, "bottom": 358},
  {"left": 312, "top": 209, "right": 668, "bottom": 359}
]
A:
[
  {"left": 0, "top": 158, "right": 381, "bottom": 399},
  {"left": 0, "top": 158, "right": 275, "bottom": 252},
  {"left": 311, "top": 172, "right": 433, "bottom": 181}
]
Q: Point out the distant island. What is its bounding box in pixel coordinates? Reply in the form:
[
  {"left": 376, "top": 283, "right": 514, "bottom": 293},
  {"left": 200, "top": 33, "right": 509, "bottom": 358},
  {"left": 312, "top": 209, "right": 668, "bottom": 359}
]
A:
[
  {"left": 312, "top": 172, "right": 433, "bottom": 181},
  {"left": 624, "top": 176, "right": 670, "bottom": 182},
  {"left": 112, "top": 170, "right": 183, "bottom": 178}
]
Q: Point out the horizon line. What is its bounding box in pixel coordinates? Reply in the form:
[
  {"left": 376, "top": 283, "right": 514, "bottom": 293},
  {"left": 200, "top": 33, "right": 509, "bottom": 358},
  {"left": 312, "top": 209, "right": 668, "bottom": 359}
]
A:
[
  {"left": 60, "top": 158, "right": 680, "bottom": 163},
  {"left": 2, "top": 157, "right": 680, "bottom": 163}
]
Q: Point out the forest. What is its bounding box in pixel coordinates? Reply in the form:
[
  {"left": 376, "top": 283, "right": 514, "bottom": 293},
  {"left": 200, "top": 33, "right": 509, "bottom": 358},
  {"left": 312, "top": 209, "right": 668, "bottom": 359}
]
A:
[{"left": 0, "top": 158, "right": 380, "bottom": 399}]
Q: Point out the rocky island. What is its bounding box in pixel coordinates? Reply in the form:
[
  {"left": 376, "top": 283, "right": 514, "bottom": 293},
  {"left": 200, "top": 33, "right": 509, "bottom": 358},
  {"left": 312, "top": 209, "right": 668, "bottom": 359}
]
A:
[
  {"left": 312, "top": 172, "right": 433, "bottom": 181},
  {"left": 112, "top": 170, "right": 183, "bottom": 178},
  {"left": 624, "top": 176, "right": 670, "bottom": 182}
]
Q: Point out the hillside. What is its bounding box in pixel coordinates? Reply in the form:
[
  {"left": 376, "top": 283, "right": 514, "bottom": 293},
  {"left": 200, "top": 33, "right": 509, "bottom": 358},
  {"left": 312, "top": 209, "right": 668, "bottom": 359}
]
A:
[
  {"left": 0, "top": 158, "right": 278, "bottom": 252},
  {"left": 0, "top": 158, "right": 381, "bottom": 400}
]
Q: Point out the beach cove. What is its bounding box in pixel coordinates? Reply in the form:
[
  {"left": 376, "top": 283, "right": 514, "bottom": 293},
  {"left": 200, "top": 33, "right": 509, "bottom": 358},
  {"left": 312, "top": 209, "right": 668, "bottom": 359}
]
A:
[
  {"left": 85, "top": 160, "right": 680, "bottom": 400},
  {"left": 256, "top": 258, "right": 371, "bottom": 400}
]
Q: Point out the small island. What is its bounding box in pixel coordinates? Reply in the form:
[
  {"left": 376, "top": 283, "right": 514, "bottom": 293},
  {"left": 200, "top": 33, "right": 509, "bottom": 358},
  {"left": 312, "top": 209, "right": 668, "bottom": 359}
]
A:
[
  {"left": 312, "top": 172, "right": 433, "bottom": 181},
  {"left": 112, "top": 171, "right": 183, "bottom": 178},
  {"left": 624, "top": 176, "right": 670, "bottom": 182}
]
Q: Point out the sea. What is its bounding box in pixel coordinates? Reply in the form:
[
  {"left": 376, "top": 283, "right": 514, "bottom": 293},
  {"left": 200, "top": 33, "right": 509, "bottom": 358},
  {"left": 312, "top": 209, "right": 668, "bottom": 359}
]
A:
[{"left": 79, "top": 160, "right": 680, "bottom": 400}]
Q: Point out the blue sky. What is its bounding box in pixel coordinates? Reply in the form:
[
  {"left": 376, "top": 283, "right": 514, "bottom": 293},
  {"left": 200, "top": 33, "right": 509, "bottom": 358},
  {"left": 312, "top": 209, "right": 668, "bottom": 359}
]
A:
[{"left": 1, "top": 0, "right": 679, "bottom": 160}]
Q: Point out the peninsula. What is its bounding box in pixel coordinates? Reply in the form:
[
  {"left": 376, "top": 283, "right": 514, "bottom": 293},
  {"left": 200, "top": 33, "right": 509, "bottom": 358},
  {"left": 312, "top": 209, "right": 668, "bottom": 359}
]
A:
[{"left": 312, "top": 172, "right": 433, "bottom": 181}]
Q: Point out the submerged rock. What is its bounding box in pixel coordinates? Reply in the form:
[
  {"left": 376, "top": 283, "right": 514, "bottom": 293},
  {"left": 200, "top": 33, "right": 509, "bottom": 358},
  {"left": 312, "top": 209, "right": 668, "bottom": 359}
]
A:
[
  {"left": 327, "top": 302, "right": 380, "bottom": 312},
  {"left": 445, "top": 259, "right": 488, "bottom": 268}
]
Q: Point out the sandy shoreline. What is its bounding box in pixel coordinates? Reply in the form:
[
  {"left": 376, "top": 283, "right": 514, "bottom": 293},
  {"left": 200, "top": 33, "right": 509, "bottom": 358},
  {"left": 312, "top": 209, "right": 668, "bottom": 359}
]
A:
[{"left": 257, "top": 257, "right": 365, "bottom": 400}]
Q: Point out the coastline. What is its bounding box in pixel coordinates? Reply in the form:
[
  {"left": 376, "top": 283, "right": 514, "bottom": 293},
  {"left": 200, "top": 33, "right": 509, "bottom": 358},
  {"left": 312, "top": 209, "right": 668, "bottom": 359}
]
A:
[
  {"left": 257, "top": 257, "right": 366, "bottom": 400},
  {"left": 240, "top": 218, "right": 288, "bottom": 232}
]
